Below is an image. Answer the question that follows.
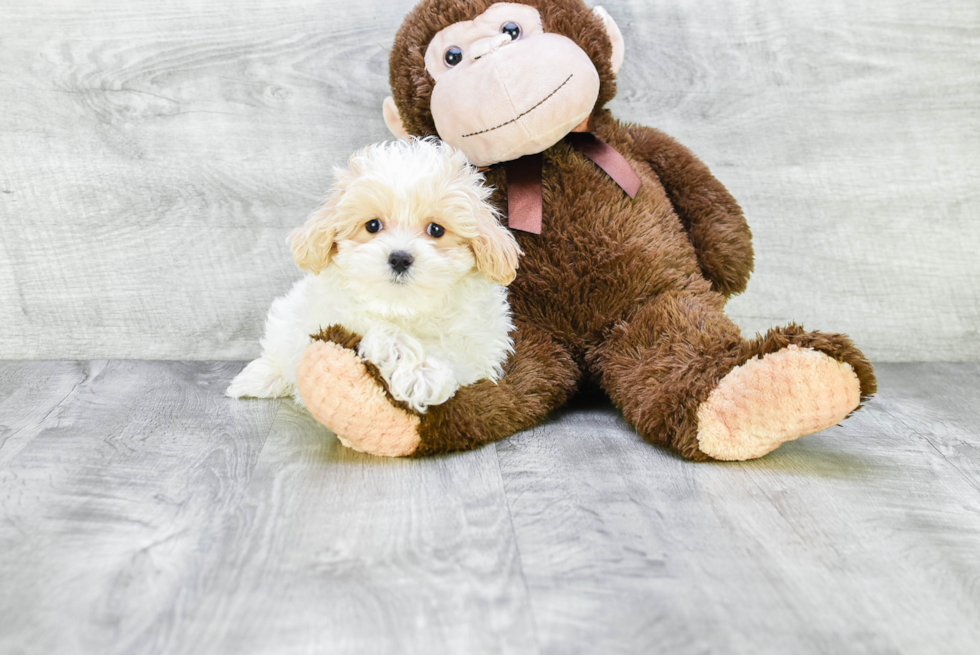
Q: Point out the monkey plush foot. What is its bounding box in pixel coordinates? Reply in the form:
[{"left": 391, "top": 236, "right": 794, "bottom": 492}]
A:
[
  {"left": 296, "top": 340, "right": 421, "bottom": 457},
  {"left": 695, "top": 345, "right": 862, "bottom": 461}
]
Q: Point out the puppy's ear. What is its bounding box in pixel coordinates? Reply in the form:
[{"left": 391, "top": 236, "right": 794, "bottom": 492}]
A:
[
  {"left": 471, "top": 205, "right": 522, "bottom": 286},
  {"left": 289, "top": 204, "right": 337, "bottom": 274}
]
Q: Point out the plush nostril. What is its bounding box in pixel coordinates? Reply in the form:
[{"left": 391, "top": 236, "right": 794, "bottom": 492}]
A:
[{"left": 388, "top": 250, "right": 414, "bottom": 274}]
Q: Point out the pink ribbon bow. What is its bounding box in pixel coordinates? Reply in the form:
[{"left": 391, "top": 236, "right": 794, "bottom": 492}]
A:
[{"left": 504, "top": 133, "right": 641, "bottom": 234}]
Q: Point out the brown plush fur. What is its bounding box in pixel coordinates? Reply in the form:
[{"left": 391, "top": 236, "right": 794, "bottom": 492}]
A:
[{"left": 312, "top": 0, "right": 876, "bottom": 460}]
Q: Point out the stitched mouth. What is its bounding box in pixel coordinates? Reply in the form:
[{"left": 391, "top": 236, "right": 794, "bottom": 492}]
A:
[{"left": 461, "top": 74, "right": 574, "bottom": 138}]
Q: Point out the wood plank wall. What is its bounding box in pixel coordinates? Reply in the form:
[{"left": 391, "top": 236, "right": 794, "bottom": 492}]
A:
[{"left": 1, "top": 0, "right": 977, "bottom": 360}]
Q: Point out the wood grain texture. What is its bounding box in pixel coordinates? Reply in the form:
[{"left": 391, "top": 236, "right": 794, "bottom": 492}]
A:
[
  {"left": 0, "top": 361, "right": 979, "bottom": 652},
  {"left": 173, "top": 403, "right": 538, "bottom": 655},
  {"left": 612, "top": 1, "right": 980, "bottom": 362},
  {"left": 496, "top": 363, "right": 980, "bottom": 654},
  {"left": 0, "top": 361, "right": 280, "bottom": 655},
  {"left": 0, "top": 361, "right": 537, "bottom": 655},
  {"left": 0, "top": 361, "right": 90, "bottom": 467},
  {"left": 1, "top": 0, "right": 978, "bottom": 360}
]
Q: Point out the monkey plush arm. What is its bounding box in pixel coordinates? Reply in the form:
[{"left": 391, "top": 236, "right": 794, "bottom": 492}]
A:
[{"left": 628, "top": 125, "right": 754, "bottom": 298}]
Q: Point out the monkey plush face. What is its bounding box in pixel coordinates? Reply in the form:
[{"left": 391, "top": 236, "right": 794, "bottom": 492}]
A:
[
  {"left": 385, "top": 0, "right": 625, "bottom": 167},
  {"left": 423, "top": 3, "right": 600, "bottom": 166}
]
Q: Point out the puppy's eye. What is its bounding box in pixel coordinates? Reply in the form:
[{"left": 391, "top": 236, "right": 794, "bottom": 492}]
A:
[
  {"left": 426, "top": 222, "right": 446, "bottom": 238},
  {"left": 365, "top": 219, "right": 383, "bottom": 234},
  {"left": 500, "top": 22, "right": 521, "bottom": 41},
  {"left": 444, "top": 46, "right": 463, "bottom": 67}
]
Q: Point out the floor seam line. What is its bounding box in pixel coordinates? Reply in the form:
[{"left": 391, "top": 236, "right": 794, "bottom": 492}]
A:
[
  {"left": 0, "top": 361, "right": 96, "bottom": 468},
  {"left": 494, "top": 436, "right": 544, "bottom": 655}
]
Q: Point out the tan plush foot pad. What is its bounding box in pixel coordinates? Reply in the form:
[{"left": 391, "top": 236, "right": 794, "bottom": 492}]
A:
[
  {"left": 696, "top": 345, "right": 862, "bottom": 461},
  {"left": 296, "top": 341, "right": 421, "bottom": 457}
]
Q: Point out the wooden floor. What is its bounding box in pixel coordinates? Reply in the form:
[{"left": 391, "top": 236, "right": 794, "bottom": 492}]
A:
[{"left": 1, "top": 361, "right": 979, "bottom": 654}]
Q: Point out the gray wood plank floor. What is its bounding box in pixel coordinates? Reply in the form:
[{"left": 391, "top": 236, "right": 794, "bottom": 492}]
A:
[{"left": 1, "top": 361, "right": 979, "bottom": 654}]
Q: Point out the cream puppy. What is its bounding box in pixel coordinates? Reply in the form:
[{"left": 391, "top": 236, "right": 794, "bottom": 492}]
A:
[{"left": 228, "top": 138, "right": 521, "bottom": 413}]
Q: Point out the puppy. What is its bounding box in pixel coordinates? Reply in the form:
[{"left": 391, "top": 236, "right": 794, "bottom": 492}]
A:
[{"left": 227, "top": 138, "right": 521, "bottom": 413}]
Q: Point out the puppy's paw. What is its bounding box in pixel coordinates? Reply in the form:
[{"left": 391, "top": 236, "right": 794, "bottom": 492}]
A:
[
  {"left": 357, "top": 328, "right": 459, "bottom": 412},
  {"left": 358, "top": 327, "right": 425, "bottom": 372},
  {"left": 227, "top": 357, "right": 293, "bottom": 399},
  {"left": 388, "top": 357, "right": 459, "bottom": 413}
]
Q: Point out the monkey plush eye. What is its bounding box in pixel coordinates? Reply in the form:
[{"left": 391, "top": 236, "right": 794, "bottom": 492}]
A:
[
  {"left": 365, "top": 219, "right": 383, "bottom": 234},
  {"left": 500, "top": 22, "right": 522, "bottom": 40},
  {"left": 444, "top": 46, "right": 463, "bottom": 67},
  {"left": 426, "top": 222, "right": 446, "bottom": 238}
]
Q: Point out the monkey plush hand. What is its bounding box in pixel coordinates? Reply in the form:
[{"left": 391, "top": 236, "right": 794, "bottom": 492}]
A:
[{"left": 295, "top": 0, "right": 876, "bottom": 460}]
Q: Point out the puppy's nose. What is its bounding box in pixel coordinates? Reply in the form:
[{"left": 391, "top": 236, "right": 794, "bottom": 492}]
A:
[{"left": 388, "top": 250, "right": 414, "bottom": 275}]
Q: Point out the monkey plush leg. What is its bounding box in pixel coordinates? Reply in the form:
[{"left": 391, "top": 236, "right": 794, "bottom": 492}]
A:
[
  {"left": 592, "top": 292, "right": 876, "bottom": 461},
  {"left": 296, "top": 322, "right": 580, "bottom": 457}
]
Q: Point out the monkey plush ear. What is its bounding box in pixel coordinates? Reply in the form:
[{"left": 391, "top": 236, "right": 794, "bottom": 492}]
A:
[
  {"left": 383, "top": 96, "right": 410, "bottom": 139},
  {"left": 593, "top": 6, "right": 625, "bottom": 75}
]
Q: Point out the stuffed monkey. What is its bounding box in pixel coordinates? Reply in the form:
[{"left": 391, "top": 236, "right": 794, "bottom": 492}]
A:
[{"left": 293, "top": 0, "right": 876, "bottom": 460}]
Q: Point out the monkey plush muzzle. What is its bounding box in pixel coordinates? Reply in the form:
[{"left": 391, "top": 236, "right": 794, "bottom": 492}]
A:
[{"left": 430, "top": 32, "right": 600, "bottom": 166}]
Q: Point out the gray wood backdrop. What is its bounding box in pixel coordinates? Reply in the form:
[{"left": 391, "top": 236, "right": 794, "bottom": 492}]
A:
[{"left": 1, "top": 0, "right": 977, "bottom": 361}]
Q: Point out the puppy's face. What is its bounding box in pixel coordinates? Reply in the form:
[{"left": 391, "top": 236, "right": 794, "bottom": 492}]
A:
[
  {"left": 332, "top": 209, "right": 478, "bottom": 311},
  {"left": 290, "top": 139, "right": 520, "bottom": 314}
]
